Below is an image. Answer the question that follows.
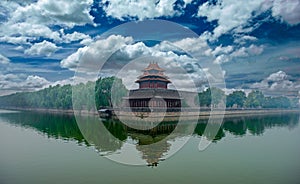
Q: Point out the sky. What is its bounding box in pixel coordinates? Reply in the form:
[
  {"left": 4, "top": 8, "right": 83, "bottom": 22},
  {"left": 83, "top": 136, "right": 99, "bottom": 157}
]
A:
[{"left": 0, "top": 0, "right": 300, "bottom": 98}]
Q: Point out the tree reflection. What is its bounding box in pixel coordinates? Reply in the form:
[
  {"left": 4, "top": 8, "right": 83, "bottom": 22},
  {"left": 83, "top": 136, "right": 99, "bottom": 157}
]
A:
[{"left": 1, "top": 111, "right": 299, "bottom": 166}]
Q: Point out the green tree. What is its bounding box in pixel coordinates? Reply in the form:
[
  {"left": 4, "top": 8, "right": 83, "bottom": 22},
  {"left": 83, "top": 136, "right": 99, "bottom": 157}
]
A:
[
  {"left": 0, "top": 77, "right": 127, "bottom": 111},
  {"left": 263, "top": 96, "right": 291, "bottom": 108},
  {"left": 245, "top": 90, "right": 264, "bottom": 108},
  {"left": 210, "top": 87, "right": 225, "bottom": 107},
  {"left": 197, "top": 88, "right": 211, "bottom": 107},
  {"left": 95, "top": 77, "right": 127, "bottom": 109},
  {"left": 226, "top": 91, "right": 246, "bottom": 108},
  {"left": 197, "top": 87, "right": 225, "bottom": 107},
  {"left": 289, "top": 98, "right": 299, "bottom": 108}
]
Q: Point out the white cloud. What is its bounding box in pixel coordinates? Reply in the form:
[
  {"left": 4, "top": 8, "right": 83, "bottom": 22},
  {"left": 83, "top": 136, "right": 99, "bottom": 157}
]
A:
[
  {"left": 0, "top": 54, "right": 10, "bottom": 64},
  {"left": 0, "top": 0, "right": 95, "bottom": 47},
  {"left": 0, "top": 74, "right": 50, "bottom": 95},
  {"left": 251, "top": 71, "right": 300, "bottom": 97},
  {"left": 182, "top": 0, "right": 193, "bottom": 5},
  {"left": 61, "top": 31, "right": 91, "bottom": 43},
  {"left": 14, "top": 46, "right": 24, "bottom": 51},
  {"left": 59, "top": 35, "right": 229, "bottom": 90},
  {"left": 230, "top": 47, "right": 248, "bottom": 57},
  {"left": 61, "top": 35, "right": 134, "bottom": 71},
  {"left": 60, "top": 35, "right": 214, "bottom": 90},
  {"left": 152, "top": 41, "right": 184, "bottom": 53},
  {"left": 267, "top": 70, "right": 287, "bottom": 81},
  {"left": 63, "top": 31, "right": 90, "bottom": 43},
  {"left": 119, "top": 42, "right": 151, "bottom": 59},
  {"left": 213, "top": 54, "right": 230, "bottom": 64},
  {"left": 61, "top": 35, "right": 199, "bottom": 72},
  {"left": 114, "top": 40, "right": 198, "bottom": 65},
  {"left": 271, "top": 0, "right": 300, "bottom": 25},
  {"left": 210, "top": 45, "right": 233, "bottom": 56},
  {"left": 172, "top": 35, "right": 210, "bottom": 54},
  {"left": 101, "top": 0, "right": 179, "bottom": 20},
  {"left": 80, "top": 37, "right": 93, "bottom": 46},
  {"left": 10, "top": 0, "right": 94, "bottom": 28},
  {"left": 197, "top": 0, "right": 265, "bottom": 38},
  {"left": 0, "top": 22, "right": 61, "bottom": 43},
  {"left": 170, "top": 34, "right": 239, "bottom": 66},
  {"left": 24, "top": 75, "right": 51, "bottom": 88},
  {"left": 234, "top": 35, "right": 258, "bottom": 45},
  {"left": 0, "top": 36, "right": 32, "bottom": 45},
  {"left": 0, "top": 26, "right": 92, "bottom": 46},
  {"left": 205, "top": 43, "right": 263, "bottom": 63},
  {"left": 231, "top": 44, "right": 264, "bottom": 57},
  {"left": 60, "top": 46, "right": 89, "bottom": 70},
  {"left": 248, "top": 44, "right": 264, "bottom": 55},
  {"left": 170, "top": 33, "right": 235, "bottom": 63},
  {"left": 25, "top": 40, "right": 60, "bottom": 57},
  {"left": 197, "top": 0, "right": 300, "bottom": 39},
  {"left": 170, "top": 35, "right": 263, "bottom": 64}
]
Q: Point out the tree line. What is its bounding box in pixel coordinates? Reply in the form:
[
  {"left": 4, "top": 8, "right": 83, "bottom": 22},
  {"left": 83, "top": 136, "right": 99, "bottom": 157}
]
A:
[
  {"left": 0, "top": 77, "right": 127, "bottom": 111},
  {"left": 197, "top": 87, "right": 299, "bottom": 109},
  {"left": 0, "top": 77, "right": 298, "bottom": 110}
]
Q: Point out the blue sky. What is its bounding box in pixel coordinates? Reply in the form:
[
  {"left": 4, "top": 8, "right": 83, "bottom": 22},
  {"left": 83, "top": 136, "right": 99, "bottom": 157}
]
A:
[{"left": 0, "top": 0, "right": 299, "bottom": 98}]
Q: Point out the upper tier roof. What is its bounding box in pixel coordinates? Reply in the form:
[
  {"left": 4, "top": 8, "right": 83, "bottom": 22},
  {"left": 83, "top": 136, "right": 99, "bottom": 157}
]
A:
[
  {"left": 142, "top": 62, "right": 165, "bottom": 72},
  {"left": 136, "top": 62, "right": 170, "bottom": 83}
]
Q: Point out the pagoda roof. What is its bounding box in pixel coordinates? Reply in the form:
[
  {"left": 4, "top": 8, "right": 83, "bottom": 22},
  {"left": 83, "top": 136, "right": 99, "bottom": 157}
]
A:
[
  {"left": 136, "top": 62, "right": 171, "bottom": 83},
  {"left": 125, "top": 89, "right": 182, "bottom": 99},
  {"left": 136, "top": 77, "right": 171, "bottom": 83},
  {"left": 143, "top": 62, "right": 165, "bottom": 72},
  {"left": 138, "top": 71, "right": 169, "bottom": 78}
]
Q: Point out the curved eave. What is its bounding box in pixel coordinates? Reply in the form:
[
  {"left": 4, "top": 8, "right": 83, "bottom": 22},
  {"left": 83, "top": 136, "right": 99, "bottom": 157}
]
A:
[
  {"left": 142, "top": 68, "right": 165, "bottom": 72},
  {"left": 135, "top": 78, "right": 171, "bottom": 83},
  {"left": 137, "top": 74, "right": 170, "bottom": 79}
]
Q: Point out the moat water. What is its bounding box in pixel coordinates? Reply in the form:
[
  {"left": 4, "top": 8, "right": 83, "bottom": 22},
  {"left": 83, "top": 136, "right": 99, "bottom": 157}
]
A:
[{"left": 0, "top": 110, "right": 299, "bottom": 184}]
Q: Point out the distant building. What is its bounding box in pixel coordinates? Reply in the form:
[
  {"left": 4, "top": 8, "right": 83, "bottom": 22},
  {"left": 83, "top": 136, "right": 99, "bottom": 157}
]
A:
[{"left": 122, "top": 62, "right": 181, "bottom": 111}]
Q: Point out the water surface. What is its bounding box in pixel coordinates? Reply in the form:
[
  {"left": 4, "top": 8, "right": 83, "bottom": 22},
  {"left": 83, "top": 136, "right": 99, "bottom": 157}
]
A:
[{"left": 0, "top": 110, "right": 299, "bottom": 184}]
